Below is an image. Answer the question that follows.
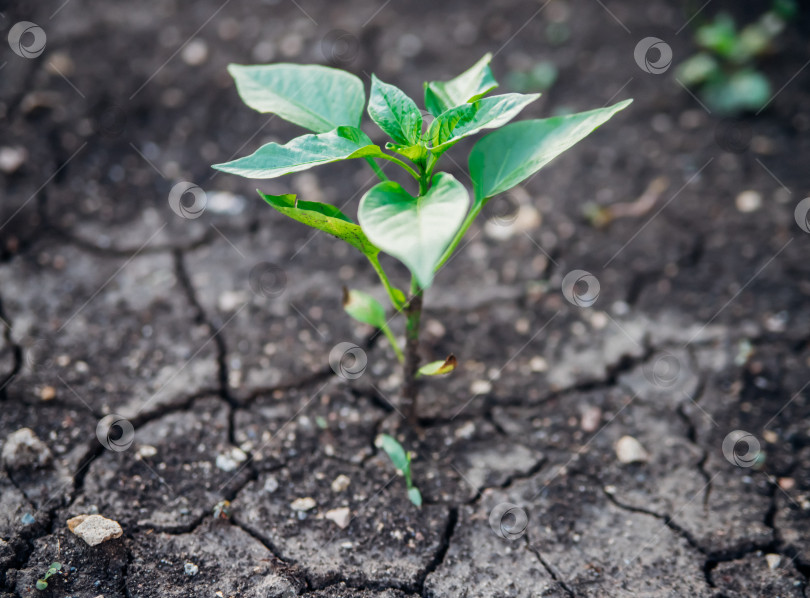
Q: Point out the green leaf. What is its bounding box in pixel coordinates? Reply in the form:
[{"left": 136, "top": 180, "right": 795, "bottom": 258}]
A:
[
  {"left": 701, "top": 70, "right": 771, "bottom": 115},
  {"left": 342, "top": 288, "right": 388, "bottom": 329},
  {"left": 358, "top": 173, "right": 470, "bottom": 289},
  {"left": 417, "top": 354, "right": 457, "bottom": 377},
  {"left": 407, "top": 486, "right": 423, "bottom": 507},
  {"left": 213, "top": 126, "right": 383, "bottom": 179},
  {"left": 695, "top": 14, "right": 738, "bottom": 59},
  {"left": 424, "top": 53, "right": 499, "bottom": 116},
  {"left": 258, "top": 191, "right": 379, "bottom": 256},
  {"left": 675, "top": 52, "right": 720, "bottom": 87},
  {"left": 385, "top": 142, "right": 428, "bottom": 164},
  {"left": 36, "top": 580, "right": 48, "bottom": 591},
  {"left": 376, "top": 434, "right": 410, "bottom": 474},
  {"left": 227, "top": 63, "right": 365, "bottom": 133},
  {"left": 368, "top": 74, "right": 423, "bottom": 145},
  {"left": 49, "top": 563, "right": 62, "bottom": 572},
  {"left": 427, "top": 93, "right": 539, "bottom": 152},
  {"left": 469, "top": 99, "right": 632, "bottom": 203}
]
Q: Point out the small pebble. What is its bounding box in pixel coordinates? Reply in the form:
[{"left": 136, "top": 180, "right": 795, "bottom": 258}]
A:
[
  {"left": 136, "top": 445, "right": 157, "bottom": 459},
  {"left": 470, "top": 379, "right": 492, "bottom": 395},
  {"left": 181, "top": 39, "right": 208, "bottom": 65},
  {"left": 184, "top": 562, "right": 199, "bottom": 576},
  {"left": 765, "top": 553, "right": 781, "bottom": 570},
  {"left": 325, "top": 507, "right": 351, "bottom": 529},
  {"left": 40, "top": 386, "right": 56, "bottom": 401},
  {"left": 615, "top": 435, "right": 649, "bottom": 464},
  {"left": 264, "top": 476, "right": 279, "bottom": 493},
  {"left": 68, "top": 514, "right": 123, "bottom": 546},
  {"left": 454, "top": 421, "right": 476, "bottom": 439},
  {"left": 778, "top": 477, "right": 795, "bottom": 491},
  {"left": 21, "top": 513, "right": 35, "bottom": 525},
  {"left": 580, "top": 406, "right": 602, "bottom": 433},
  {"left": 2, "top": 428, "right": 53, "bottom": 471},
  {"left": 331, "top": 474, "right": 351, "bottom": 493},
  {"left": 215, "top": 447, "right": 247, "bottom": 472},
  {"left": 290, "top": 497, "right": 316, "bottom": 512},
  {"left": 0, "top": 146, "right": 27, "bottom": 174},
  {"left": 735, "top": 190, "right": 762, "bottom": 213}
]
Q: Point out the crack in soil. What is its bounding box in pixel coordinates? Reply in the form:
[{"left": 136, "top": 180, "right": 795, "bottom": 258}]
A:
[{"left": 526, "top": 535, "right": 577, "bottom": 598}]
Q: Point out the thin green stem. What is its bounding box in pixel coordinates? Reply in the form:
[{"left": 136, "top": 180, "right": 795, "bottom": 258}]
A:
[
  {"left": 381, "top": 324, "right": 405, "bottom": 363},
  {"left": 434, "top": 201, "right": 482, "bottom": 271},
  {"left": 367, "top": 253, "right": 405, "bottom": 311},
  {"left": 364, "top": 157, "right": 389, "bottom": 181},
  {"left": 374, "top": 154, "right": 421, "bottom": 181}
]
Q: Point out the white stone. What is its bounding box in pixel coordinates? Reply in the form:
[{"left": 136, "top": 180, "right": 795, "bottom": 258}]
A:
[
  {"left": 615, "top": 435, "right": 649, "bottom": 464},
  {"left": 765, "top": 553, "right": 781, "bottom": 570},
  {"left": 735, "top": 190, "right": 762, "bottom": 213},
  {"left": 325, "top": 507, "right": 351, "bottom": 529},
  {"left": 290, "top": 497, "right": 316, "bottom": 512},
  {"left": 181, "top": 39, "right": 208, "bottom": 66},
  {"left": 2, "top": 428, "right": 52, "bottom": 470},
  {"left": 331, "top": 474, "right": 351, "bottom": 493},
  {"left": 69, "top": 514, "right": 123, "bottom": 546},
  {"left": 215, "top": 447, "right": 247, "bottom": 472}
]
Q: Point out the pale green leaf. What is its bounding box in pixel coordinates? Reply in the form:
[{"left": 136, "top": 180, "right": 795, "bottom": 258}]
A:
[
  {"left": 417, "top": 354, "right": 457, "bottom": 377},
  {"left": 427, "top": 93, "right": 539, "bottom": 152},
  {"left": 228, "top": 63, "right": 365, "bottom": 133},
  {"left": 424, "top": 53, "right": 499, "bottom": 116},
  {"left": 368, "top": 74, "right": 423, "bottom": 145},
  {"left": 376, "top": 434, "right": 410, "bottom": 474},
  {"left": 407, "top": 487, "right": 422, "bottom": 507},
  {"left": 385, "top": 142, "right": 428, "bottom": 164},
  {"left": 342, "top": 288, "right": 387, "bottom": 329},
  {"left": 358, "top": 173, "right": 470, "bottom": 289},
  {"left": 213, "top": 126, "right": 383, "bottom": 179},
  {"left": 469, "top": 99, "right": 633, "bottom": 203},
  {"left": 258, "top": 191, "right": 378, "bottom": 256}
]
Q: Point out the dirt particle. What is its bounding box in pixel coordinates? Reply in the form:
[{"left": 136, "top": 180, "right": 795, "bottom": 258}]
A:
[
  {"left": 181, "top": 39, "right": 208, "bottom": 65},
  {"left": 331, "top": 474, "right": 351, "bottom": 493},
  {"left": 290, "top": 497, "right": 316, "bottom": 511},
  {"left": 69, "top": 514, "right": 123, "bottom": 546},
  {"left": 735, "top": 190, "right": 762, "bottom": 213},
  {"left": 2, "top": 428, "right": 53, "bottom": 470},
  {"left": 325, "top": 507, "right": 351, "bottom": 529},
  {"left": 615, "top": 435, "right": 649, "bottom": 464}
]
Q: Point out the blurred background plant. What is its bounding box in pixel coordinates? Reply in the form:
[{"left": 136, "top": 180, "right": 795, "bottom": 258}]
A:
[{"left": 676, "top": 0, "right": 798, "bottom": 114}]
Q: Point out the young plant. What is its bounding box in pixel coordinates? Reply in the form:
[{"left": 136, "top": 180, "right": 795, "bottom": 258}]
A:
[
  {"left": 676, "top": 0, "right": 797, "bottom": 114},
  {"left": 376, "top": 434, "right": 421, "bottom": 507},
  {"left": 35, "top": 562, "right": 62, "bottom": 591},
  {"left": 213, "top": 54, "right": 631, "bottom": 425}
]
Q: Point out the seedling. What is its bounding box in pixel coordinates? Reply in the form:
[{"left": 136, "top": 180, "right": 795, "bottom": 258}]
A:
[
  {"left": 35, "top": 561, "right": 62, "bottom": 591},
  {"left": 376, "top": 434, "right": 421, "bottom": 507},
  {"left": 676, "top": 0, "right": 797, "bottom": 114},
  {"left": 213, "top": 53, "right": 631, "bottom": 424}
]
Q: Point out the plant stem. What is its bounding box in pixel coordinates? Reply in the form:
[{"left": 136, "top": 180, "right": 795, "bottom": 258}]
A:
[
  {"left": 364, "top": 157, "right": 389, "bottom": 181},
  {"left": 367, "top": 253, "right": 405, "bottom": 310},
  {"left": 434, "top": 201, "right": 482, "bottom": 271},
  {"left": 403, "top": 276, "right": 423, "bottom": 427},
  {"left": 381, "top": 324, "right": 405, "bottom": 363},
  {"left": 374, "top": 154, "right": 421, "bottom": 181}
]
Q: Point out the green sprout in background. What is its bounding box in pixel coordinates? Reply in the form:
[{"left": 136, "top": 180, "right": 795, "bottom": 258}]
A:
[
  {"left": 35, "top": 562, "right": 62, "bottom": 591},
  {"left": 376, "top": 434, "right": 421, "bottom": 507},
  {"left": 676, "top": 0, "right": 798, "bottom": 114},
  {"left": 213, "top": 53, "right": 630, "bottom": 428}
]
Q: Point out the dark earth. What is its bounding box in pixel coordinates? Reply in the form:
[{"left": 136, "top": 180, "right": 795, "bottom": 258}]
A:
[{"left": 2, "top": 0, "right": 810, "bottom": 596}]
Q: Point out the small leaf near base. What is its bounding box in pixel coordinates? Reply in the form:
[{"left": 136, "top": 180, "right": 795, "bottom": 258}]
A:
[{"left": 417, "top": 354, "right": 458, "bottom": 377}]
